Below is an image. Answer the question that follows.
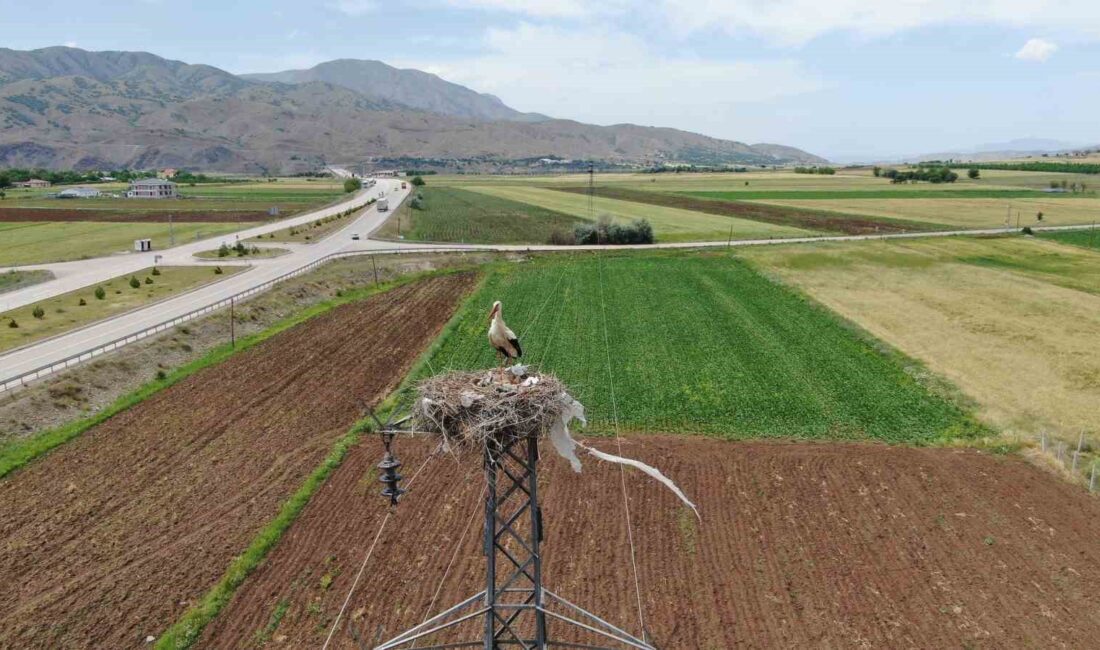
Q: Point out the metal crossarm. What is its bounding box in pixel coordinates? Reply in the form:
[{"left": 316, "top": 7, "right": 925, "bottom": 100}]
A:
[{"left": 372, "top": 431, "right": 656, "bottom": 650}]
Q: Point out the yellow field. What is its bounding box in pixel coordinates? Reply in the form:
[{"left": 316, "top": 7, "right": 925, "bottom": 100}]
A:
[
  {"left": 741, "top": 237, "right": 1100, "bottom": 444},
  {"left": 460, "top": 185, "right": 813, "bottom": 241},
  {"left": 750, "top": 197, "right": 1100, "bottom": 229}
]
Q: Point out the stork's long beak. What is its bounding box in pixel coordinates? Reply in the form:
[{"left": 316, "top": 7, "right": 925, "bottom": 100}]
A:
[{"left": 488, "top": 305, "right": 497, "bottom": 323}]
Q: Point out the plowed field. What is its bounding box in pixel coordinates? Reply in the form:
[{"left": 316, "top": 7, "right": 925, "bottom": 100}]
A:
[
  {"left": 202, "top": 437, "right": 1100, "bottom": 649},
  {"left": 0, "top": 273, "right": 476, "bottom": 649}
]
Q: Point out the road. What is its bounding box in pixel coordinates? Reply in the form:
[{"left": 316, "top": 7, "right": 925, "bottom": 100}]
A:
[{"left": 1, "top": 180, "right": 1094, "bottom": 392}]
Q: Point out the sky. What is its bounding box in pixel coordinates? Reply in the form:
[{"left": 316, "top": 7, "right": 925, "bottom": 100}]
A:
[{"left": 2, "top": 0, "right": 1099, "bottom": 161}]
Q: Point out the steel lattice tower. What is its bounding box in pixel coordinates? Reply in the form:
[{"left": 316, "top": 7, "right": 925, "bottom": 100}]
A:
[{"left": 373, "top": 430, "right": 654, "bottom": 650}]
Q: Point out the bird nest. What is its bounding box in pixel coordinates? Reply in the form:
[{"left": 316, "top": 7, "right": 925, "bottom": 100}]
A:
[{"left": 413, "top": 367, "right": 569, "bottom": 447}]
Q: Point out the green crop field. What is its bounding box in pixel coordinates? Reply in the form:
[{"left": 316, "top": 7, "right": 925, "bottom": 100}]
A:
[
  {"left": 0, "top": 222, "right": 243, "bottom": 266},
  {"left": 685, "top": 189, "right": 1052, "bottom": 200},
  {"left": 461, "top": 185, "right": 813, "bottom": 242},
  {"left": 374, "top": 186, "right": 586, "bottom": 244},
  {"left": 413, "top": 253, "right": 980, "bottom": 441},
  {"left": 1040, "top": 227, "right": 1100, "bottom": 252}
]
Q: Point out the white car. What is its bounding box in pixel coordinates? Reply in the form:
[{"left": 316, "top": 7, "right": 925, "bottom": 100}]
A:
[{"left": 351, "top": 233, "right": 360, "bottom": 240}]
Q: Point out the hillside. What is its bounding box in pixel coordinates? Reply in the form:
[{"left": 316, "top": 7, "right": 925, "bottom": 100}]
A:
[
  {"left": 244, "top": 59, "right": 549, "bottom": 123},
  {"left": 0, "top": 47, "right": 827, "bottom": 172}
]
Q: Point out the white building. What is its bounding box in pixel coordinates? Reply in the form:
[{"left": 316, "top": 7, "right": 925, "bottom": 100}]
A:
[
  {"left": 127, "top": 178, "right": 178, "bottom": 199},
  {"left": 57, "top": 187, "right": 101, "bottom": 199}
]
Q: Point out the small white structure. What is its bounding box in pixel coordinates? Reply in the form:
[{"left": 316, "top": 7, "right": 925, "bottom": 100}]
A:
[
  {"left": 128, "top": 178, "right": 178, "bottom": 199},
  {"left": 134, "top": 238, "right": 152, "bottom": 252},
  {"left": 57, "top": 187, "right": 101, "bottom": 199}
]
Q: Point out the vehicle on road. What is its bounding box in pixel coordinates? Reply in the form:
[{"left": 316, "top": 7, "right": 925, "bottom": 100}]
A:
[
  {"left": 351, "top": 233, "right": 360, "bottom": 240},
  {"left": 378, "top": 198, "right": 389, "bottom": 212},
  {"left": 401, "top": 181, "right": 407, "bottom": 189}
]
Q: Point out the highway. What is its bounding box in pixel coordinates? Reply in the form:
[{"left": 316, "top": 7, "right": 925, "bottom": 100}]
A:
[{"left": 1, "top": 177, "right": 1095, "bottom": 392}]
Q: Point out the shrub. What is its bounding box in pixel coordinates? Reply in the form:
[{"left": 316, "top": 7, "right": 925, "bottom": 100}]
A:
[
  {"left": 410, "top": 197, "right": 424, "bottom": 210},
  {"left": 145, "top": 277, "right": 153, "bottom": 284},
  {"left": 152, "top": 267, "right": 161, "bottom": 276},
  {"left": 218, "top": 243, "right": 230, "bottom": 258},
  {"left": 94, "top": 286, "right": 106, "bottom": 300},
  {"left": 214, "top": 266, "right": 223, "bottom": 274},
  {"left": 547, "top": 229, "right": 576, "bottom": 245},
  {"left": 250, "top": 245, "right": 260, "bottom": 255},
  {"left": 8, "top": 318, "right": 17, "bottom": 328},
  {"left": 129, "top": 276, "right": 140, "bottom": 289},
  {"left": 572, "top": 217, "right": 654, "bottom": 245},
  {"left": 410, "top": 175, "right": 426, "bottom": 186},
  {"left": 78, "top": 298, "right": 86, "bottom": 306},
  {"left": 1022, "top": 226, "right": 1034, "bottom": 235},
  {"left": 343, "top": 178, "right": 362, "bottom": 193},
  {"left": 32, "top": 306, "right": 44, "bottom": 319},
  {"left": 155, "top": 370, "right": 167, "bottom": 380},
  {"left": 968, "top": 168, "right": 980, "bottom": 179}
]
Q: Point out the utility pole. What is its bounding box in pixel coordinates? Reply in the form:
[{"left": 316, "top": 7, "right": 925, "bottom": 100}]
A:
[
  {"left": 588, "top": 163, "right": 595, "bottom": 222},
  {"left": 727, "top": 224, "right": 733, "bottom": 248},
  {"left": 230, "top": 298, "right": 235, "bottom": 349},
  {"left": 371, "top": 255, "right": 379, "bottom": 286},
  {"left": 169, "top": 213, "right": 175, "bottom": 247}
]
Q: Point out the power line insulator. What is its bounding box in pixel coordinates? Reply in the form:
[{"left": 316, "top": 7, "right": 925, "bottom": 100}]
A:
[{"left": 378, "top": 451, "right": 405, "bottom": 506}]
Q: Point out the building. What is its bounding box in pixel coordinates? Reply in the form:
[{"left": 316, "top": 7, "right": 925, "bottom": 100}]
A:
[
  {"left": 127, "top": 178, "right": 178, "bottom": 199},
  {"left": 57, "top": 187, "right": 101, "bottom": 199},
  {"left": 157, "top": 168, "right": 178, "bottom": 179},
  {"left": 14, "top": 179, "right": 50, "bottom": 188}
]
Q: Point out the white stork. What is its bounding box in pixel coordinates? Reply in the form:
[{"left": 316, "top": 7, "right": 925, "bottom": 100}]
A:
[{"left": 487, "top": 300, "right": 522, "bottom": 381}]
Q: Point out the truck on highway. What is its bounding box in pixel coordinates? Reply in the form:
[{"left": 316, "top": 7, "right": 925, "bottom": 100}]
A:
[{"left": 377, "top": 197, "right": 389, "bottom": 212}]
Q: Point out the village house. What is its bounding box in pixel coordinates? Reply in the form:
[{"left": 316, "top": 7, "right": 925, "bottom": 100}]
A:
[{"left": 127, "top": 178, "right": 178, "bottom": 199}]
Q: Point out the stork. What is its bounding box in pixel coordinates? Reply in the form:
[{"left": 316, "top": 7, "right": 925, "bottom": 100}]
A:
[{"left": 487, "top": 300, "right": 522, "bottom": 381}]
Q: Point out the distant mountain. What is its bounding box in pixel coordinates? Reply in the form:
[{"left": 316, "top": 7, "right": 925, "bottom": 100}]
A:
[
  {"left": 244, "top": 59, "right": 549, "bottom": 123},
  {"left": 0, "top": 47, "right": 826, "bottom": 172},
  {"left": 893, "top": 137, "right": 1097, "bottom": 164}
]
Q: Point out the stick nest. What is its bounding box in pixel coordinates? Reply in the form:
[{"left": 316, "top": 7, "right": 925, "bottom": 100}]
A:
[{"left": 413, "top": 368, "right": 568, "bottom": 446}]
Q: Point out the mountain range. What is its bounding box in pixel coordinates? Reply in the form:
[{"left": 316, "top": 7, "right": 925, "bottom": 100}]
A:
[{"left": 0, "top": 47, "right": 826, "bottom": 173}]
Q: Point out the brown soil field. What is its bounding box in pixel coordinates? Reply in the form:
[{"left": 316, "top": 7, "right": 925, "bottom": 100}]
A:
[
  {"left": 556, "top": 186, "right": 941, "bottom": 235},
  {"left": 0, "top": 207, "right": 270, "bottom": 222},
  {"left": 0, "top": 273, "right": 477, "bottom": 649},
  {"left": 202, "top": 437, "right": 1100, "bottom": 649}
]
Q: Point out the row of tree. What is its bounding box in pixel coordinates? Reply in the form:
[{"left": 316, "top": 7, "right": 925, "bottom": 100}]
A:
[
  {"left": 570, "top": 215, "right": 655, "bottom": 245},
  {"left": 950, "top": 161, "right": 1100, "bottom": 175},
  {"left": 793, "top": 166, "right": 836, "bottom": 175},
  {"left": 0, "top": 168, "right": 157, "bottom": 188},
  {"left": 873, "top": 165, "right": 959, "bottom": 183}
]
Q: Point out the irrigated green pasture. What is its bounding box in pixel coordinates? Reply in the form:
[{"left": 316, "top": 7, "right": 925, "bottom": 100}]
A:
[
  {"left": 374, "top": 186, "right": 586, "bottom": 243},
  {"left": 1040, "top": 227, "right": 1100, "bottom": 252},
  {"left": 415, "top": 253, "right": 979, "bottom": 441},
  {"left": 461, "top": 185, "right": 813, "bottom": 241},
  {"left": 0, "top": 222, "right": 243, "bottom": 266}
]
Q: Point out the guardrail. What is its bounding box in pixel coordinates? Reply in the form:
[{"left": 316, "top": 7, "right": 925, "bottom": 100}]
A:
[{"left": 0, "top": 246, "right": 497, "bottom": 394}]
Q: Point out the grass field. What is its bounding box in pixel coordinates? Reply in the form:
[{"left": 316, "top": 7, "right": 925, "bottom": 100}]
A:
[
  {"left": 0, "top": 265, "right": 244, "bottom": 353},
  {"left": 742, "top": 236, "right": 1100, "bottom": 445},
  {"left": 1040, "top": 227, "right": 1100, "bottom": 251},
  {"left": 461, "top": 186, "right": 814, "bottom": 242},
  {"left": 411, "top": 253, "right": 980, "bottom": 441},
  {"left": 2, "top": 180, "right": 344, "bottom": 214},
  {"left": 686, "top": 189, "right": 1050, "bottom": 200},
  {"left": 0, "top": 270, "right": 52, "bottom": 294},
  {"left": 375, "top": 186, "right": 586, "bottom": 243},
  {"left": 0, "top": 222, "right": 244, "bottom": 266},
  {"left": 194, "top": 246, "right": 289, "bottom": 260},
  {"left": 749, "top": 197, "right": 1100, "bottom": 229}
]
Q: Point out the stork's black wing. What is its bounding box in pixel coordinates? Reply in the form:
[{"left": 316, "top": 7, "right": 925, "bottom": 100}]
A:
[{"left": 509, "top": 338, "right": 522, "bottom": 358}]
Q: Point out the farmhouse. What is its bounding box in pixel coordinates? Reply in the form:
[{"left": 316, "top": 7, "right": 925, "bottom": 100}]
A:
[
  {"left": 14, "top": 179, "right": 50, "bottom": 188},
  {"left": 157, "top": 168, "right": 178, "bottom": 179},
  {"left": 127, "top": 178, "right": 178, "bottom": 199},
  {"left": 57, "top": 186, "right": 101, "bottom": 199}
]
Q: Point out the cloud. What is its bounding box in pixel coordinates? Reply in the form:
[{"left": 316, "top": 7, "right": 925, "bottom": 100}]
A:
[
  {"left": 658, "top": 0, "right": 1100, "bottom": 46},
  {"left": 328, "top": 0, "right": 374, "bottom": 16},
  {"left": 443, "top": 0, "right": 594, "bottom": 17},
  {"left": 1015, "top": 38, "right": 1059, "bottom": 62},
  {"left": 400, "top": 23, "right": 824, "bottom": 140}
]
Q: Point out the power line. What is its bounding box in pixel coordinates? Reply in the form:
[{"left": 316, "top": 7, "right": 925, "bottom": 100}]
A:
[
  {"left": 322, "top": 450, "right": 435, "bottom": 650},
  {"left": 595, "top": 253, "right": 648, "bottom": 640}
]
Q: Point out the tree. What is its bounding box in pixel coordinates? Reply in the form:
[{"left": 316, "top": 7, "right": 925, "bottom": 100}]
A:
[
  {"left": 129, "top": 276, "right": 140, "bottom": 289},
  {"left": 78, "top": 298, "right": 86, "bottom": 306},
  {"left": 94, "top": 286, "right": 106, "bottom": 300},
  {"left": 968, "top": 168, "right": 980, "bottom": 179},
  {"left": 8, "top": 319, "right": 17, "bottom": 328},
  {"left": 410, "top": 175, "right": 426, "bottom": 186},
  {"left": 344, "top": 178, "right": 362, "bottom": 193},
  {"left": 152, "top": 267, "right": 161, "bottom": 276},
  {"left": 218, "top": 242, "right": 230, "bottom": 257},
  {"left": 32, "top": 306, "right": 44, "bottom": 319},
  {"left": 145, "top": 276, "right": 154, "bottom": 284},
  {"left": 872, "top": 166, "right": 882, "bottom": 177}
]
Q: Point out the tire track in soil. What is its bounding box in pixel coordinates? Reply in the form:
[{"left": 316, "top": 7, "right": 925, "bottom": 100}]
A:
[
  {"left": 202, "top": 437, "right": 1100, "bottom": 649},
  {"left": 0, "top": 272, "right": 477, "bottom": 649}
]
